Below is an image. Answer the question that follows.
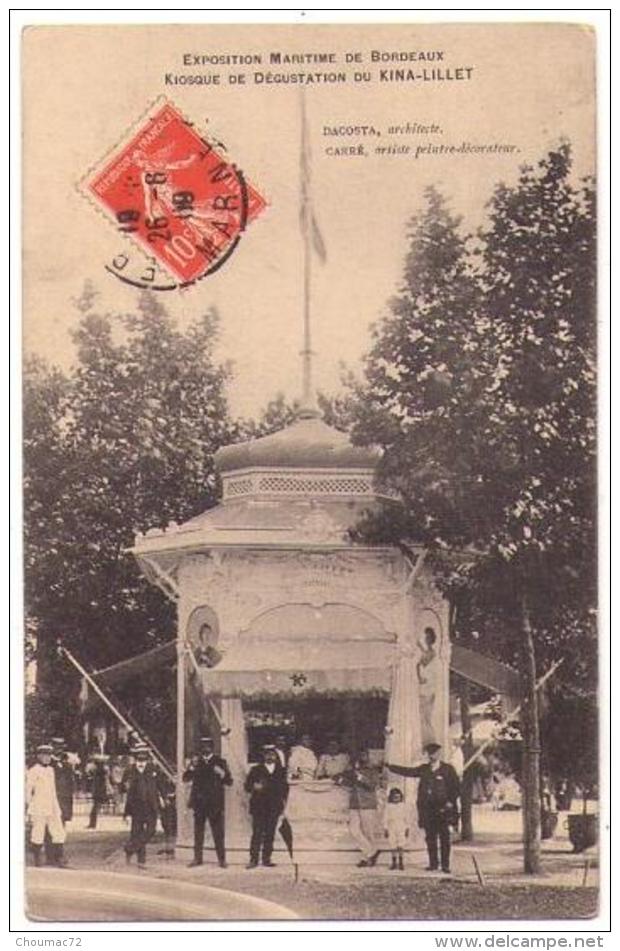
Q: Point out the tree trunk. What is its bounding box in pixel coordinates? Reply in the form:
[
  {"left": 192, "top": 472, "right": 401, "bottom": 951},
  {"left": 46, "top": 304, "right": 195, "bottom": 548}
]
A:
[
  {"left": 35, "top": 627, "right": 60, "bottom": 695},
  {"left": 458, "top": 677, "right": 475, "bottom": 841},
  {"left": 520, "top": 594, "right": 542, "bottom": 874}
]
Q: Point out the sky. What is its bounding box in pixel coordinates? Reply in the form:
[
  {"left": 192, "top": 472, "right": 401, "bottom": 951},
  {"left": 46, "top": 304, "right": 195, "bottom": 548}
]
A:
[{"left": 22, "top": 22, "right": 596, "bottom": 419}]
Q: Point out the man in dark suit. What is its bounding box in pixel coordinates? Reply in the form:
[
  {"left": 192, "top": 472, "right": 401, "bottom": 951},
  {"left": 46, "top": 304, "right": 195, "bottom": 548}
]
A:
[
  {"left": 87, "top": 754, "right": 110, "bottom": 829},
  {"left": 388, "top": 742, "right": 460, "bottom": 874},
  {"left": 123, "top": 746, "right": 161, "bottom": 868},
  {"left": 44, "top": 738, "right": 74, "bottom": 864},
  {"left": 244, "top": 745, "right": 288, "bottom": 869},
  {"left": 182, "top": 735, "right": 233, "bottom": 868},
  {"left": 50, "top": 738, "right": 75, "bottom": 826}
]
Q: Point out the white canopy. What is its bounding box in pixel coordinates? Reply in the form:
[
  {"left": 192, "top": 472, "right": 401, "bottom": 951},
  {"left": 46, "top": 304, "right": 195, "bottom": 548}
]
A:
[{"left": 202, "top": 638, "right": 394, "bottom": 698}]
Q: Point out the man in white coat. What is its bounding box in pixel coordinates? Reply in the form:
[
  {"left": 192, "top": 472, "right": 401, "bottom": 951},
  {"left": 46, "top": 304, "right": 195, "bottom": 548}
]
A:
[{"left": 26, "top": 743, "right": 67, "bottom": 867}]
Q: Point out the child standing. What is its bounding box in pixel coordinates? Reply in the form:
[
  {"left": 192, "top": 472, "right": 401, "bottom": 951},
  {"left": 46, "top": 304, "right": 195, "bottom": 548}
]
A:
[{"left": 384, "top": 787, "right": 409, "bottom": 870}]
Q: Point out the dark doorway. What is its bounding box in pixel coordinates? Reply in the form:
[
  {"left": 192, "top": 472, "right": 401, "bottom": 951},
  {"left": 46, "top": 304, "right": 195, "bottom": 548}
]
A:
[{"left": 243, "top": 695, "right": 389, "bottom": 762}]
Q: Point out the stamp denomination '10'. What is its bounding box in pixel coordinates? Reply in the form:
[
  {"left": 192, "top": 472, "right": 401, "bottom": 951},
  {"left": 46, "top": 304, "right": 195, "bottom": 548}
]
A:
[{"left": 84, "top": 101, "right": 266, "bottom": 285}]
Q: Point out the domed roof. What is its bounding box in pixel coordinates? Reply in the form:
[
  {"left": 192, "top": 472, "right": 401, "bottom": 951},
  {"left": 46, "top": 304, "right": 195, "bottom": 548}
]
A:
[{"left": 215, "top": 413, "right": 380, "bottom": 473}]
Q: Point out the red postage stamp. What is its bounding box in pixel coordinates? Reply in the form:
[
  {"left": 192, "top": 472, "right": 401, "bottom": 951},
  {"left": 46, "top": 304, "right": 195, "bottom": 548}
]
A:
[{"left": 83, "top": 101, "right": 266, "bottom": 285}]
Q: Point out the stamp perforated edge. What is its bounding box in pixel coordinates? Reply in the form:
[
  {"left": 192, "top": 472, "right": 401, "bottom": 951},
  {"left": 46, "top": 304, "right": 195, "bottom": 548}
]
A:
[{"left": 76, "top": 95, "right": 269, "bottom": 288}]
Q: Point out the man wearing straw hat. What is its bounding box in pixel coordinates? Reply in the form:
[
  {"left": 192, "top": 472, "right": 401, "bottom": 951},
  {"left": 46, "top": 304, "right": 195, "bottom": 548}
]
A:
[
  {"left": 123, "top": 745, "right": 161, "bottom": 868},
  {"left": 26, "top": 743, "right": 68, "bottom": 867}
]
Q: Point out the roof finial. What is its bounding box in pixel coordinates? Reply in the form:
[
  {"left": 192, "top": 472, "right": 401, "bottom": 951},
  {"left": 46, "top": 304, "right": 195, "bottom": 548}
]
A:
[{"left": 298, "top": 89, "right": 326, "bottom": 421}]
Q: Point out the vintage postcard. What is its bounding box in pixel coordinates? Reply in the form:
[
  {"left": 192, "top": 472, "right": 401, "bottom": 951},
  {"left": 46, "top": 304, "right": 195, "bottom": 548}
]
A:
[{"left": 20, "top": 20, "right": 601, "bottom": 925}]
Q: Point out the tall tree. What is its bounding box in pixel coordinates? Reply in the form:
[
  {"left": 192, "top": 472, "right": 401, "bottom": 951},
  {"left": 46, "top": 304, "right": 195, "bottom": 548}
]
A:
[
  {"left": 477, "top": 146, "right": 596, "bottom": 870},
  {"left": 352, "top": 149, "right": 596, "bottom": 873},
  {"left": 24, "top": 290, "right": 235, "bottom": 746}
]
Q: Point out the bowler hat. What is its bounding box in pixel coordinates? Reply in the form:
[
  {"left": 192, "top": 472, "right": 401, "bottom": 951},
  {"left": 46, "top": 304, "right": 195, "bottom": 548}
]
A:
[{"left": 424, "top": 742, "right": 442, "bottom": 754}]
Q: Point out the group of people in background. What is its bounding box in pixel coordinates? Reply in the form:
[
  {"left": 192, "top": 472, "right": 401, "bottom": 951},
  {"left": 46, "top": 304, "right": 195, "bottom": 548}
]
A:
[
  {"left": 279, "top": 733, "right": 351, "bottom": 781},
  {"left": 467, "top": 751, "right": 567, "bottom": 817}
]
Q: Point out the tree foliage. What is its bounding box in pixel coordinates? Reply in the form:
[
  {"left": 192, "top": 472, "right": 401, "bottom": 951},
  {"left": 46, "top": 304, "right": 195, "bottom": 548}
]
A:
[
  {"left": 352, "top": 147, "right": 597, "bottom": 809},
  {"left": 24, "top": 290, "right": 236, "bottom": 741}
]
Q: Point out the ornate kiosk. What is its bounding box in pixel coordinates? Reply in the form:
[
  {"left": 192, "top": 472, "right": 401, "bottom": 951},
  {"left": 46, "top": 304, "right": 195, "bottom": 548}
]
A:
[
  {"left": 133, "top": 408, "right": 451, "bottom": 853},
  {"left": 133, "top": 407, "right": 451, "bottom": 853}
]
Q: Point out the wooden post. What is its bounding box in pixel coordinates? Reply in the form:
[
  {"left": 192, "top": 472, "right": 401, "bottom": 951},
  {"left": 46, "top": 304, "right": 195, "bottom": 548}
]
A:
[
  {"left": 520, "top": 594, "right": 542, "bottom": 875},
  {"left": 582, "top": 859, "right": 590, "bottom": 887},
  {"left": 471, "top": 854, "right": 485, "bottom": 886},
  {"left": 459, "top": 677, "right": 474, "bottom": 841},
  {"left": 176, "top": 635, "right": 186, "bottom": 846}
]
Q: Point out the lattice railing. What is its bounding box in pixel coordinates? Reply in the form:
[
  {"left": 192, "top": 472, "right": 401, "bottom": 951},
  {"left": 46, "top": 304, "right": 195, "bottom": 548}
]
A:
[{"left": 222, "top": 469, "right": 379, "bottom": 500}]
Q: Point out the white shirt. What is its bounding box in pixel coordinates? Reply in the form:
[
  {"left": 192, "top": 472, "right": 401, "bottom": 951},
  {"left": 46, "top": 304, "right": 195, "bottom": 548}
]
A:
[
  {"left": 26, "top": 763, "right": 61, "bottom": 818},
  {"left": 288, "top": 745, "right": 318, "bottom": 780}
]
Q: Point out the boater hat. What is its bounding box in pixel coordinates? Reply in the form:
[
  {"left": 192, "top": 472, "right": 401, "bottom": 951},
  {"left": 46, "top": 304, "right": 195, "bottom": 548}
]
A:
[
  {"left": 424, "top": 742, "right": 442, "bottom": 754},
  {"left": 200, "top": 735, "right": 214, "bottom": 745},
  {"left": 37, "top": 744, "right": 53, "bottom": 753}
]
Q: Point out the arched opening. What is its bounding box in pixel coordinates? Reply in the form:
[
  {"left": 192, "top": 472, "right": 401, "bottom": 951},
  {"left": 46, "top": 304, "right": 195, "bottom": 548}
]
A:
[{"left": 207, "top": 601, "right": 396, "bottom": 763}]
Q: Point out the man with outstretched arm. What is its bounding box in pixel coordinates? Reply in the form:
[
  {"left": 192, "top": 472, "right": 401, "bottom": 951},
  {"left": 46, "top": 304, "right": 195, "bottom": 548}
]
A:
[{"left": 387, "top": 741, "right": 460, "bottom": 874}]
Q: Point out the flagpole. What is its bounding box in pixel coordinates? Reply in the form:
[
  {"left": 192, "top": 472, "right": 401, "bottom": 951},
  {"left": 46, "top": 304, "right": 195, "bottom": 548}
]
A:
[
  {"left": 301, "top": 196, "right": 313, "bottom": 411},
  {"left": 299, "top": 90, "right": 319, "bottom": 417}
]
